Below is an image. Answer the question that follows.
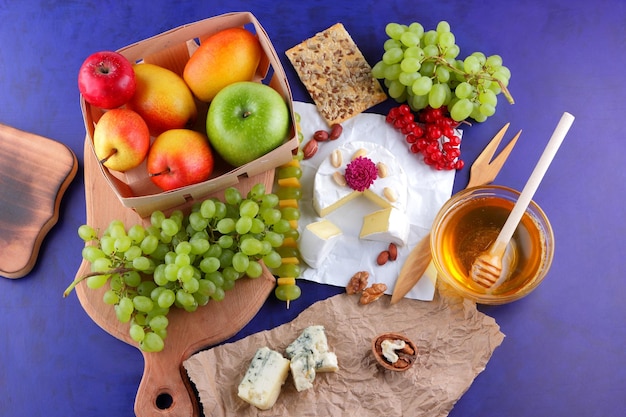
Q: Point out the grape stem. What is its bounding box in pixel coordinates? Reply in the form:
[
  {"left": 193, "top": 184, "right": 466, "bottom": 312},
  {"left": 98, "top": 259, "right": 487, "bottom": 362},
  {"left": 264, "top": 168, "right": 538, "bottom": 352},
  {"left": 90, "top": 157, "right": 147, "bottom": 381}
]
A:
[
  {"left": 493, "top": 79, "right": 514, "bottom": 104},
  {"left": 432, "top": 56, "right": 515, "bottom": 104},
  {"left": 62, "top": 266, "right": 135, "bottom": 298}
]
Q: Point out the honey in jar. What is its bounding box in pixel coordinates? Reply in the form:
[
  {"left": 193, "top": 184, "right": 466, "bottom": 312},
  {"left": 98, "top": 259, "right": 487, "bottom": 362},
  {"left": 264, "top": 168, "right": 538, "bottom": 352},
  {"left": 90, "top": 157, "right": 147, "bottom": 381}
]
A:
[{"left": 430, "top": 186, "right": 554, "bottom": 304}]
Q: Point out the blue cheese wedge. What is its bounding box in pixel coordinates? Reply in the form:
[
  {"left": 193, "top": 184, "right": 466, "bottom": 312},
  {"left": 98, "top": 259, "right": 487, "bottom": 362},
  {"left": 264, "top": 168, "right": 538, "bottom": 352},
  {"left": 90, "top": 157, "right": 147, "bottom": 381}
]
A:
[
  {"left": 289, "top": 352, "right": 316, "bottom": 392},
  {"left": 237, "top": 347, "right": 290, "bottom": 410},
  {"left": 286, "top": 325, "right": 338, "bottom": 391},
  {"left": 315, "top": 351, "right": 339, "bottom": 373},
  {"left": 289, "top": 352, "right": 339, "bottom": 392},
  {"left": 285, "top": 325, "right": 330, "bottom": 359}
]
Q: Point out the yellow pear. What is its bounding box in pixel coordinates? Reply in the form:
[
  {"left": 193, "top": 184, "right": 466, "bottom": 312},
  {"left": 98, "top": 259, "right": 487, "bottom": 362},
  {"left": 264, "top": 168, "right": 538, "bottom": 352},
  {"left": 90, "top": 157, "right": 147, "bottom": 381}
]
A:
[{"left": 126, "top": 63, "right": 197, "bottom": 136}]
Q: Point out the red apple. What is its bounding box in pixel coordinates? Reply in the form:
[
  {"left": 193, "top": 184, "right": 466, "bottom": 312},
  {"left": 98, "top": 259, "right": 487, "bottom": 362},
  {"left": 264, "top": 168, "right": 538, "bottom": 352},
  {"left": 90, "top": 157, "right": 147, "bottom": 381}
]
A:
[
  {"left": 92, "top": 108, "right": 150, "bottom": 172},
  {"left": 147, "top": 129, "right": 214, "bottom": 191},
  {"left": 78, "top": 51, "right": 136, "bottom": 109}
]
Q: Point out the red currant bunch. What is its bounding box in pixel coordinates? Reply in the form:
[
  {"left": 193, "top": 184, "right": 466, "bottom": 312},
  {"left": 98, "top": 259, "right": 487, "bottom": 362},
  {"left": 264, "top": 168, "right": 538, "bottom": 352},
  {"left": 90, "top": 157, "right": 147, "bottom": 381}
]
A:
[{"left": 386, "top": 104, "right": 465, "bottom": 171}]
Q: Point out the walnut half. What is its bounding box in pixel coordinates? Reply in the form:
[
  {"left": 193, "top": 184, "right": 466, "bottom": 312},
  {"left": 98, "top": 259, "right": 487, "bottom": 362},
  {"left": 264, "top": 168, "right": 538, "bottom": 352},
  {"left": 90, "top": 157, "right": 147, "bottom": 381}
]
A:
[
  {"left": 372, "top": 332, "right": 417, "bottom": 372},
  {"left": 359, "top": 283, "right": 387, "bottom": 305},
  {"left": 346, "top": 271, "right": 369, "bottom": 295}
]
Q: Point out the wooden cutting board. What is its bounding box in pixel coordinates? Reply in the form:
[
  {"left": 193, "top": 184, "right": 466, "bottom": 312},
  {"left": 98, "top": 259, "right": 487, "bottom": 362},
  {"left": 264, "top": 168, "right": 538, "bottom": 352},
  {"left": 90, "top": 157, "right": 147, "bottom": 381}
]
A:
[
  {"left": 0, "top": 123, "right": 78, "bottom": 278},
  {"left": 75, "top": 139, "right": 277, "bottom": 417}
]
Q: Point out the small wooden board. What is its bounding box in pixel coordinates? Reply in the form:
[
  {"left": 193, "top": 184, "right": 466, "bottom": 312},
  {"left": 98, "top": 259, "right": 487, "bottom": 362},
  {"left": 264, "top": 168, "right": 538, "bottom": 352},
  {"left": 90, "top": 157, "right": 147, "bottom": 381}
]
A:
[
  {"left": 0, "top": 123, "right": 78, "bottom": 278},
  {"left": 75, "top": 139, "right": 276, "bottom": 417}
]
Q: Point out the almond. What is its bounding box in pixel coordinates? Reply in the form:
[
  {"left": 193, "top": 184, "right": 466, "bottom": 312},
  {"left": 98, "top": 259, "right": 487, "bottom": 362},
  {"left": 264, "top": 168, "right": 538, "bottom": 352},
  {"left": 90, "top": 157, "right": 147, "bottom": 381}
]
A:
[
  {"left": 333, "top": 171, "right": 347, "bottom": 186},
  {"left": 330, "top": 149, "right": 343, "bottom": 168},
  {"left": 302, "top": 139, "right": 318, "bottom": 159},
  {"left": 377, "top": 250, "right": 390, "bottom": 266},
  {"left": 329, "top": 123, "right": 343, "bottom": 140},
  {"left": 388, "top": 243, "right": 398, "bottom": 261},
  {"left": 383, "top": 187, "right": 397, "bottom": 202},
  {"left": 377, "top": 162, "right": 388, "bottom": 178},
  {"left": 352, "top": 148, "right": 367, "bottom": 160}
]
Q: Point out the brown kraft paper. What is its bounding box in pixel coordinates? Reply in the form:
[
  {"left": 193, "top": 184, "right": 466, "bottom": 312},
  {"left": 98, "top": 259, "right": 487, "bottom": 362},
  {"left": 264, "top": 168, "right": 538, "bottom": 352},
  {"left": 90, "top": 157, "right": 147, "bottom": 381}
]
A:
[{"left": 184, "top": 284, "right": 505, "bottom": 417}]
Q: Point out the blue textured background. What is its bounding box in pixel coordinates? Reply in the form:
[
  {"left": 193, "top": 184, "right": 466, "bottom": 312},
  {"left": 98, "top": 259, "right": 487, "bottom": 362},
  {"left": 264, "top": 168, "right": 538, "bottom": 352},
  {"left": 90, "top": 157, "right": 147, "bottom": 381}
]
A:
[{"left": 1, "top": 1, "right": 624, "bottom": 416}]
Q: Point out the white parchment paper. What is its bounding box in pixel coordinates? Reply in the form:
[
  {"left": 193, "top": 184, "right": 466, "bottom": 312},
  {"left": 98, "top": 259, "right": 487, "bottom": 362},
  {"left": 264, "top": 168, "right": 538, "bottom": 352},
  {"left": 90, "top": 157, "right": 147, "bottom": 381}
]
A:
[{"left": 293, "top": 101, "right": 457, "bottom": 301}]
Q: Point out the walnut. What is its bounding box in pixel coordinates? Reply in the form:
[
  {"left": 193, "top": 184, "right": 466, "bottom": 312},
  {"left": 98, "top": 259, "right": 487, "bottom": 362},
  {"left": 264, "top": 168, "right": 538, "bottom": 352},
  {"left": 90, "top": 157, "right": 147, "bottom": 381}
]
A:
[
  {"left": 372, "top": 333, "right": 418, "bottom": 372},
  {"left": 393, "top": 357, "right": 412, "bottom": 370},
  {"left": 346, "top": 271, "right": 369, "bottom": 295},
  {"left": 359, "top": 283, "right": 387, "bottom": 305}
]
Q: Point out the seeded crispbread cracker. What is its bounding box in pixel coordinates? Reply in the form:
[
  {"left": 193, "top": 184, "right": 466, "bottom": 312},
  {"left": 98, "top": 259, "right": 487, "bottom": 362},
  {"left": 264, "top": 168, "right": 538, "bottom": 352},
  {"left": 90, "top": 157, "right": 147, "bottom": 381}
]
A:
[{"left": 286, "top": 23, "right": 387, "bottom": 126}]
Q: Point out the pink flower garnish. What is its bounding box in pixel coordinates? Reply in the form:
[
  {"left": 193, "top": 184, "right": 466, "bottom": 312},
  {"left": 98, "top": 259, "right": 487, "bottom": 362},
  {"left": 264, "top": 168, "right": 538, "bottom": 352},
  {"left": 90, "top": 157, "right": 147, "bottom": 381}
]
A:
[{"left": 344, "top": 156, "right": 378, "bottom": 191}]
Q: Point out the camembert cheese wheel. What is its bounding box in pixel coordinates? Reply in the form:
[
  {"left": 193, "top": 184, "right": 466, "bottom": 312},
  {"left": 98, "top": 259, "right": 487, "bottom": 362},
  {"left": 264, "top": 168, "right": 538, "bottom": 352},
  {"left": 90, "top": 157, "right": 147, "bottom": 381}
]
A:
[
  {"left": 313, "top": 141, "right": 408, "bottom": 216},
  {"left": 311, "top": 140, "right": 410, "bottom": 246}
]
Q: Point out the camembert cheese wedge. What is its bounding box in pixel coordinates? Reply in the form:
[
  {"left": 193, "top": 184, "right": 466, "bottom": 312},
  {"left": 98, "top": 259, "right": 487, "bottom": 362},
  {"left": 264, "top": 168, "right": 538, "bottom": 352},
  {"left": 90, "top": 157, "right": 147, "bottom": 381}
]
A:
[
  {"left": 298, "top": 219, "right": 343, "bottom": 268},
  {"left": 237, "top": 347, "right": 291, "bottom": 410},
  {"left": 360, "top": 206, "right": 410, "bottom": 246}
]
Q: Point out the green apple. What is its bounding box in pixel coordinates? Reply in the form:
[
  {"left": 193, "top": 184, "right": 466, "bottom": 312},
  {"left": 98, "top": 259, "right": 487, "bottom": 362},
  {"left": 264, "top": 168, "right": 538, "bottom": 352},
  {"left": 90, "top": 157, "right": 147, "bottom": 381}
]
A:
[{"left": 206, "top": 81, "right": 290, "bottom": 167}]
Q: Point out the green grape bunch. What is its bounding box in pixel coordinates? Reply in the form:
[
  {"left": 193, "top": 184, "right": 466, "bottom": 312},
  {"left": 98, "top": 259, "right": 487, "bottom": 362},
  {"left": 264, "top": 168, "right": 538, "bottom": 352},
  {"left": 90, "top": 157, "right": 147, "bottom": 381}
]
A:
[
  {"left": 64, "top": 183, "right": 288, "bottom": 353},
  {"left": 372, "top": 21, "right": 514, "bottom": 122}
]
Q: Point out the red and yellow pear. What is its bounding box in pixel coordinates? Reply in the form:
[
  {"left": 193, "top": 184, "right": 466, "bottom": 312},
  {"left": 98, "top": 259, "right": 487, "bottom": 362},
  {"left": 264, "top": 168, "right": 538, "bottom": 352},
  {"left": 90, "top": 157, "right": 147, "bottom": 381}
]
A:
[
  {"left": 126, "top": 63, "right": 197, "bottom": 136},
  {"left": 147, "top": 129, "right": 214, "bottom": 191},
  {"left": 92, "top": 108, "right": 150, "bottom": 172},
  {"left": 183, "top": 27, "right": 263, "bottom": 102}
]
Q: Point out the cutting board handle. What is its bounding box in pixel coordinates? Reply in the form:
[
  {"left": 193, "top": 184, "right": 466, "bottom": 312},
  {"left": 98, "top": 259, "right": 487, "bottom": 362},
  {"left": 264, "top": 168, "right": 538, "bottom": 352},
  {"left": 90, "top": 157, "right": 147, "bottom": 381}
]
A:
[{"left": 135, "top": 351, "right": 199, "bottom": 417}]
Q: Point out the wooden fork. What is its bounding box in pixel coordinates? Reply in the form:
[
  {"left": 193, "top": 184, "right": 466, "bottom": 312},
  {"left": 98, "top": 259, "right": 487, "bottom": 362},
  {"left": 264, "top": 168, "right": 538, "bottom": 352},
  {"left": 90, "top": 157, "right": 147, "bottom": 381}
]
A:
[{"left": 390, "top": 123, "right": 522, "bottom": 304}]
